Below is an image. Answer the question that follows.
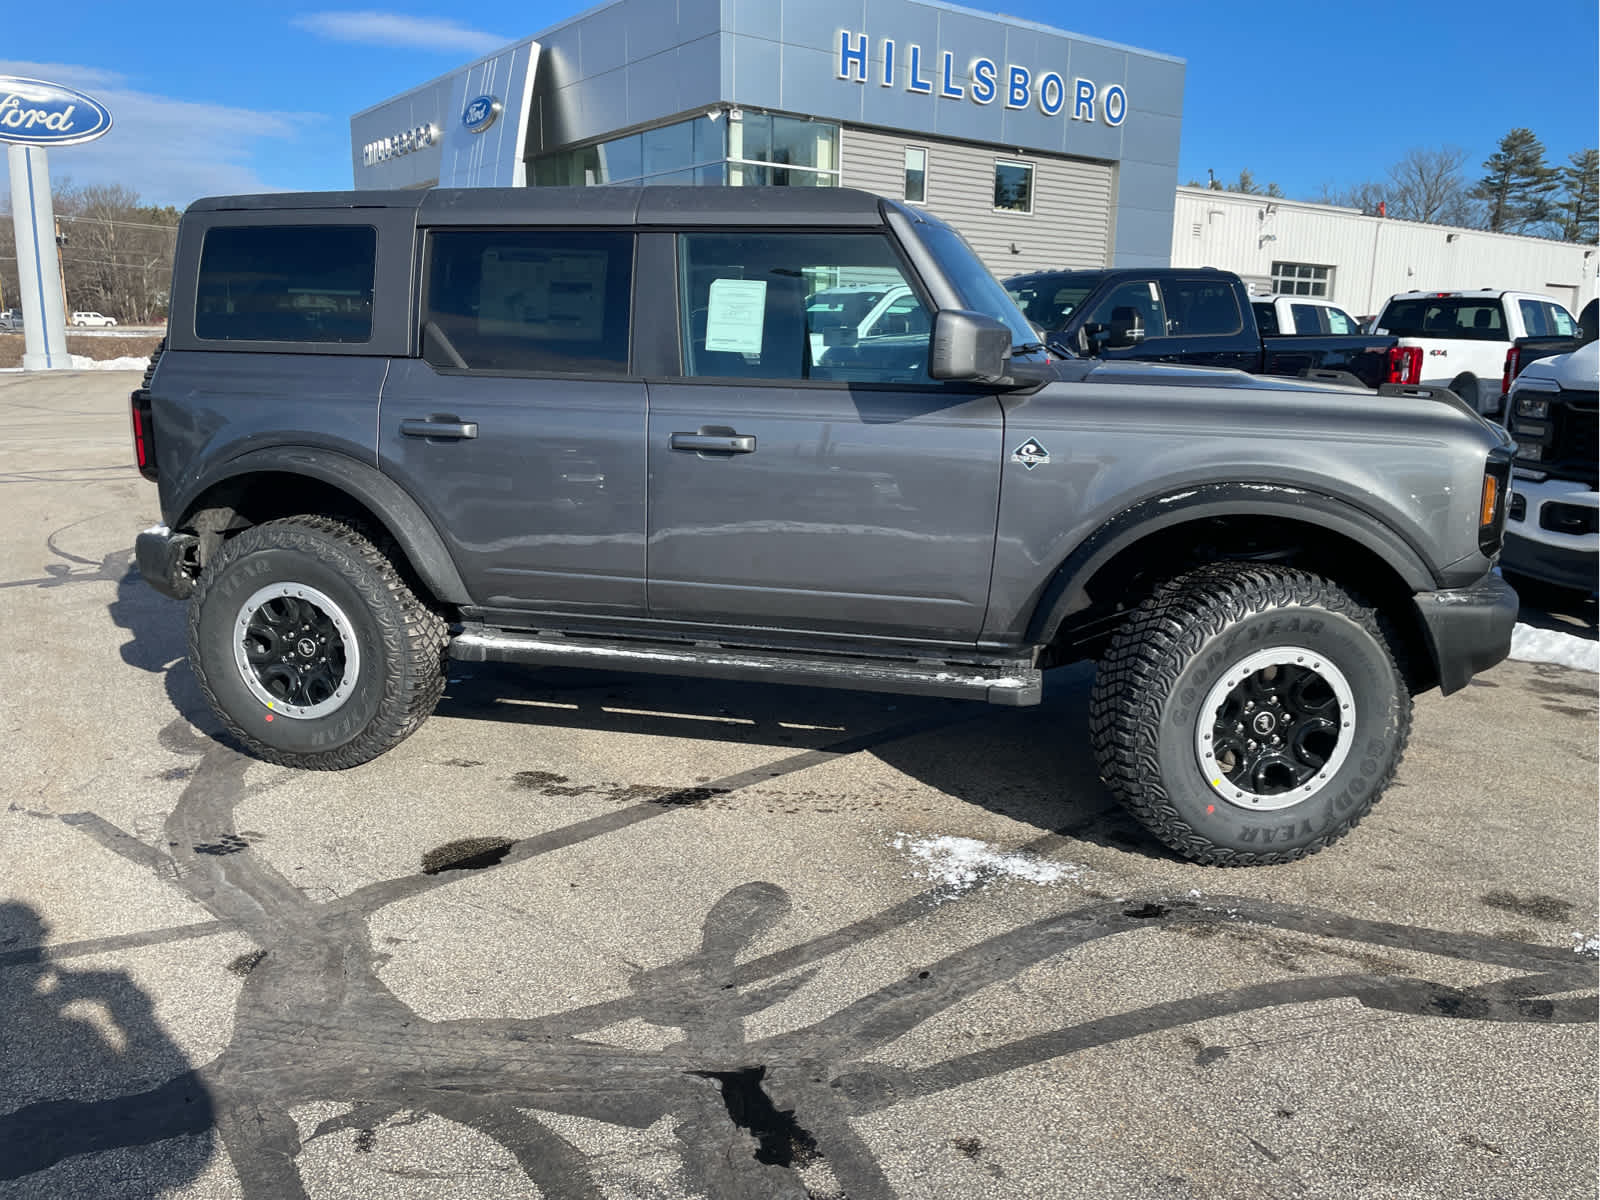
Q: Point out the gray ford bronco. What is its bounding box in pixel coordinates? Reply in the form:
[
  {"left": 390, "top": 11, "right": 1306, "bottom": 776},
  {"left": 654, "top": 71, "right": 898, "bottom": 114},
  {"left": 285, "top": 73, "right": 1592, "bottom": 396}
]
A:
[{"left": 133, "top": 186, "right": 1517, "bottom": 865}]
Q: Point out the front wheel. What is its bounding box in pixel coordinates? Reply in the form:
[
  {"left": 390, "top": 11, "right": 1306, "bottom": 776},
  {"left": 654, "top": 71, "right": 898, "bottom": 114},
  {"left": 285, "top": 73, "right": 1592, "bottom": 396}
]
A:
[
  {"left": 1089, "top": 563, "right": 1411, "bottom": 866},
  {"left": 187, "top": 516, "right": 448, "bottom": 769}
]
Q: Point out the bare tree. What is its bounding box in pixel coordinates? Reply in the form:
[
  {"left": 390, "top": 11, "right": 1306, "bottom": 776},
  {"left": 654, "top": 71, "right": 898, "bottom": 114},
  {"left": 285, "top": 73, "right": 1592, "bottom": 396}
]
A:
[
  {"left": 1385, "top": 146, "right": 1478, "bottom": 225},
  {"left": 54, "top": 182, "right": 179, "bottom": 323}
]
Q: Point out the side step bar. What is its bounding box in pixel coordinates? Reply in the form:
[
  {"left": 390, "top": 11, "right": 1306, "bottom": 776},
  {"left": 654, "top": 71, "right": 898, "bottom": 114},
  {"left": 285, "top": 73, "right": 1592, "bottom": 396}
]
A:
[{"left": 449, "top": 629, "right": 1043, "bottom": 707}]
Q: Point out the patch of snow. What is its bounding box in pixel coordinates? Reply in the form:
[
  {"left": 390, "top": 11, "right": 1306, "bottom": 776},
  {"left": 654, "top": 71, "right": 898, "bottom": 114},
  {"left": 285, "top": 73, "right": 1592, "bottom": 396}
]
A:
[
  {"left": 1508, "top": 624, "right": 1600, "bottom": 674},
  {"left": 1572, "top": 932, "right": 1599, "bottom": 959},
  {"left": 69, "top": 355, "right": 149, "bottom": 371},
  {"left": 892, "top": 833, "right": 1081, "bottom": 902}
]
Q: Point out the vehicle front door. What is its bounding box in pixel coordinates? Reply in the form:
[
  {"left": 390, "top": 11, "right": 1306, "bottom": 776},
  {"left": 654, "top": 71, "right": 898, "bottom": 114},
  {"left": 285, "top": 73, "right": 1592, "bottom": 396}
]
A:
[
  {"left": 645, "top": 230, "right": 1004, "bottom": 643},
  {"left": 378, "top": 227, "right": 648, "bottom": 621}
]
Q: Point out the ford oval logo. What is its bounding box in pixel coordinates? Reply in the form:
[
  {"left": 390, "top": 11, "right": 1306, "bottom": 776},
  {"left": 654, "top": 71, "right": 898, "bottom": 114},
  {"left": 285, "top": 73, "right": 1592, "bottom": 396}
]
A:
[
  {"left": 0, "top": 76, "right": 112, "bottom": 147},
  {"left": 462, "top": 94, "right": 502, "bottom": 135}
]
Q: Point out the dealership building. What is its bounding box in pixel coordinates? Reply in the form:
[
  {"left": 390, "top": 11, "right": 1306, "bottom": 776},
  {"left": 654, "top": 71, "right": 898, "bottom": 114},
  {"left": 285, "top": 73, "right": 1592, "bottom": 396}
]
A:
[{"left": 349, "top": 0, "right": 1186, "bottom": 275}]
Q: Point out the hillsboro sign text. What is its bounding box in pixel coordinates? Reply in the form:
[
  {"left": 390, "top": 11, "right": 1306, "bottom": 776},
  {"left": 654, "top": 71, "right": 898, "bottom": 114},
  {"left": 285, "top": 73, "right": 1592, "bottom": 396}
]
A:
[{"left": 836, "top": 30, "right": 1128, "bottom": 125}]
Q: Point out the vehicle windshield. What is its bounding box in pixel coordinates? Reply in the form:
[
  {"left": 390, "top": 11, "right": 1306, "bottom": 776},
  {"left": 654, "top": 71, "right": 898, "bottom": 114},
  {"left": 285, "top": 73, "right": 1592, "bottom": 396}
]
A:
[
  {"left": 1376, "top": 297, "right": 1507, "bottom": 341},
  {"left": 912, "top": 220, "right": 1040, "bottom": 349},
  {"left": 1006, "top": 274, "right": 1097, "bottom": 331}
]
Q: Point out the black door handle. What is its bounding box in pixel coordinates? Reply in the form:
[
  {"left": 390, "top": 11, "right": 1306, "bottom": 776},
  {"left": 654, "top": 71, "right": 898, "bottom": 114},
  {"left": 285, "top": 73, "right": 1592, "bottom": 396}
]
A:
[
  {"left": 670, "top": 433, "right": 756, "bottom": 454},
  {"left": 401, "top": 418, "right": 478, "bottom": 440}
]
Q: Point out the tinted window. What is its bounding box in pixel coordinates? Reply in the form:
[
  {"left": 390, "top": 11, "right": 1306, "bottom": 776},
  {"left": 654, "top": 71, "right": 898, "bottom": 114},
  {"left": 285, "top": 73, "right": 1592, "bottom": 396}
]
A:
[
  {"left": 678, "top": 232, "right": 931, "bottom": 384},
  {"left": 1377, "top": 298, "right": 1506, "bottom": 340},
  {"left": 1164, "top": 279, "right": 1243, "bottom": 336},
  {"left": 1291, "top": 303, "right": 1327, "bottom": 334},
  {"left": 196, "top": 225, "right": 376, "bottom": 343},
  {"left": 1520, "top": 299, "right": 1550, "bottom": 337},
  {"left": 1082, "top": 281, "right": 1165, "bottom": 349},
  {"left": 1253, "top": 302, "right": 1280, "bottom": 336},
  {"left": 422, "top": 230, "right": 633, "bottom": 373}
]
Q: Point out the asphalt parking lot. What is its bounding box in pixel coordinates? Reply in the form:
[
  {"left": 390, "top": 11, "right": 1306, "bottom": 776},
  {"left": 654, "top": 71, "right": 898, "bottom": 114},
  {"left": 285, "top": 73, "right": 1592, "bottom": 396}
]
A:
[{"left": 1, "top": 371, "right": 1595, "bottom": 1200}]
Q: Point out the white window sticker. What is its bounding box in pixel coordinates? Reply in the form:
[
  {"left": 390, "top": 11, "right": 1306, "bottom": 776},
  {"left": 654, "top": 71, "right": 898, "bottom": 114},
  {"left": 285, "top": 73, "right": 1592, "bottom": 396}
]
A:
[{"left": 705, "top": 278, "right": 768, "bottom": 354}]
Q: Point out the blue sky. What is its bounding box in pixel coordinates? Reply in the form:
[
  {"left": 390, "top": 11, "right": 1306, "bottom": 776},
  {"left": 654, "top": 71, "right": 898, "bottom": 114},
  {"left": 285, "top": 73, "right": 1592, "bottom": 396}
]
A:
[{"left": 5, "top": 0, "right": 1597, "bottom": 209}]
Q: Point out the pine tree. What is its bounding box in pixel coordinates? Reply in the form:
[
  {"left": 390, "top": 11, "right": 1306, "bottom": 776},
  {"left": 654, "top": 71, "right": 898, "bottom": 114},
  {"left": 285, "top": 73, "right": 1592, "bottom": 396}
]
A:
[
  {"left": 1557, "top": 149, "right": 1598, "bottom": 243},
  {"left": 1473, "top": 129, "right": 1560, "bottom": 234}
]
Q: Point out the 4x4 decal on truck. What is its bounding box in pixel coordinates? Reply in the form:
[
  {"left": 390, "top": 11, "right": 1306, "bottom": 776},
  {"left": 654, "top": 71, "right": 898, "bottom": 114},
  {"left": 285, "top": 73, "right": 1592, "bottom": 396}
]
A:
[{"left": 1011, "top": 438, "right": 1050, "bottom": 469}]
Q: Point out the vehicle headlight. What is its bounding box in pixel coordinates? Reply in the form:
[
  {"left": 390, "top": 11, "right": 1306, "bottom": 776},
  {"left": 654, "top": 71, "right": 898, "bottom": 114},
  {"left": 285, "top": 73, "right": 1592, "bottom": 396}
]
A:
[
  {"left": 1516, "top": 442, "right": 1545, "bottom": 461},
  {"left": 1516, "top": 395, "right": 1550, "bottom": 419}
]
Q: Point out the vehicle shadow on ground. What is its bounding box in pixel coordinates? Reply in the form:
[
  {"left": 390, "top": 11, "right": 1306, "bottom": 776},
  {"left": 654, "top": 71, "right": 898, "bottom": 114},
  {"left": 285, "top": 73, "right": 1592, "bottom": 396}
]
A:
[
  {"left": 436, "top": 660, "right": 1164, "bottom": 861},
  {"left": 108, "top": 564, "right": 223, "bottom": 734},
  {"left": 0, "top": 901, "right": 216, "bottom": 1190},
  {"left": 1513, "top": 579, "right": 1598, "bottom": 642}
]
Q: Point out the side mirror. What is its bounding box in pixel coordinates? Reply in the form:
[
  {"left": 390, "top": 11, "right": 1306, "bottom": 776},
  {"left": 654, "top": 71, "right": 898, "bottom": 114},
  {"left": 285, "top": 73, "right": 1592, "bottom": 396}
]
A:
[{"left": 930, "top": 310, "right": 1012, "bottom": 382}]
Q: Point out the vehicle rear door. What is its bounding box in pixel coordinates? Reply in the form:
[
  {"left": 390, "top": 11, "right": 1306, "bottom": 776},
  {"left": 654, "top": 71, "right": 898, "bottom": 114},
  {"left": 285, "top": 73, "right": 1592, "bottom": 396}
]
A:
[
  {"left": 378, "top": 227, "right": 648, "bottom": 620},
  {"left": 643, "top": 229, "right": 1004, "bottom": 642}
]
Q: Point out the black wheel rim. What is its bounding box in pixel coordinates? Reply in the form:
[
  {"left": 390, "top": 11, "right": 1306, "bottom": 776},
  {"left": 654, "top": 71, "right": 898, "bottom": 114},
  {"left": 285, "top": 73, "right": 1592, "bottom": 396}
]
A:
[
  {"left": 1196, "top": 647, "right": 1355, "bottom": 811},
  {"left": 232, "top": 583, "right": 362, "bottom": 720}
]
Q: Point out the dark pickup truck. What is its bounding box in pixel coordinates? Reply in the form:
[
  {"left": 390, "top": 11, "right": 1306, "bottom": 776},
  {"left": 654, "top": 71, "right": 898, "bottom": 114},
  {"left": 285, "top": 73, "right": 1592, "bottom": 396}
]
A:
[
  {"left": 1499, "top": 297, "right": 1597, "bottom": 408},
  {"left": 1005, "top": 267, "right": 1419, "bottom": 389}
]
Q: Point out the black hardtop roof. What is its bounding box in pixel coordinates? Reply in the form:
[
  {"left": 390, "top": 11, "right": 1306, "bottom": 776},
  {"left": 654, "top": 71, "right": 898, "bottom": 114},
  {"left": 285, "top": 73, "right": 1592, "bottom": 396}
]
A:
[
  {"left": 187, "top": 186, "right": 896, "bottom": 227},
  {"left": 1005, "top": 266, "right": 1238, "bottom": 284}
]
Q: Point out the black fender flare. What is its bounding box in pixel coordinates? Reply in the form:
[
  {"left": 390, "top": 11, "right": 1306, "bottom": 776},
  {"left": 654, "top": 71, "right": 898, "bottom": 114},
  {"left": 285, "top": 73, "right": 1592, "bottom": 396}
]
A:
[
  {"left": 1027, "top": 482, "right": 1439, "bottom": 644},
  {"left": 173, "top": 446, "right": 472, "bottom": 606}
]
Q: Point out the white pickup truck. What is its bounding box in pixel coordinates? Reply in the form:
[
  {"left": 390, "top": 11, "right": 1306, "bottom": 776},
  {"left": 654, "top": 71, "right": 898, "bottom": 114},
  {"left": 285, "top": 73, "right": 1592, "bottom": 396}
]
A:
[
  {"left": 1371, "top": 289, "right": 1578, "bottom": 416},
  {"left": 1250, "top": 295, "right": 1367, "bottom": 336}
]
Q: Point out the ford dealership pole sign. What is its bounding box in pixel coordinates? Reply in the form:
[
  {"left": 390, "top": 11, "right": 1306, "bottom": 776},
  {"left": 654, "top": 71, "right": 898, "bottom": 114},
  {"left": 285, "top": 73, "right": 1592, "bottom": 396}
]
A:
[
  {"left": 0, "top": 76, "right": 112, "bottom": 370},
  {"left": 0, "top": 77, "right": 113, "bottom": 145}
]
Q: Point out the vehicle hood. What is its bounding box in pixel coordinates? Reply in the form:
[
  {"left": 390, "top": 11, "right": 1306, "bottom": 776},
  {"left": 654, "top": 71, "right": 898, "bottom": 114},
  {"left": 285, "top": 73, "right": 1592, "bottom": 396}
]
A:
[
  {"left": 1048, "top": 356, "right": 1370, "bottom": 396},
  {"left": 1517, "top": 339, "right": 1598, "bottom": 390}
]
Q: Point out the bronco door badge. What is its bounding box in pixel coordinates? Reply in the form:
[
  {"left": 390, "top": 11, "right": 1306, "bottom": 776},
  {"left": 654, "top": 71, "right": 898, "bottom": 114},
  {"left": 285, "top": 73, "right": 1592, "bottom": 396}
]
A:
[{"left": 1011, "top": 438, "right": 1050, "bottom": 469}]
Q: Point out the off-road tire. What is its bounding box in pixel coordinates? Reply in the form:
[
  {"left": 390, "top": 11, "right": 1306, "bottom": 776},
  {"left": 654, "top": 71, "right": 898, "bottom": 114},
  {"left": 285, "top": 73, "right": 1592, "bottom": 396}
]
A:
[
  {"left": 1089, "top": 562, "right": 1411, "bottom": 866},
  {"left": 187, "top": 516, "right": 448, "bottom": 769}
]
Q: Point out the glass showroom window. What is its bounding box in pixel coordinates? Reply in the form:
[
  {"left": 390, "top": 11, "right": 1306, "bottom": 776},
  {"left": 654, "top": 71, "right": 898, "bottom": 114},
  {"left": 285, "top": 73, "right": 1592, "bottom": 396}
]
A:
[
  {"left": 904, "top": 148, "right": 927, "bottom": 203},
  {"left": 1271, "top": 261, "right": 1332, "bottom": 297},
  {"left": 531, "top": 115, "right": 725, "bottom": 187},
  {"left": 728, "top": 113, "right": 841, "bottom": 187},
  {"left": 994, "top": 160, "right": 1033, "bottom": 214}
]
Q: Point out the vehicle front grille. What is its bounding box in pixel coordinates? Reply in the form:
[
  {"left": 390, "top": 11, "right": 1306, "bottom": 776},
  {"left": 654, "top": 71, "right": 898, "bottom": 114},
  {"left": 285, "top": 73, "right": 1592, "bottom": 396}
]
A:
[{"left": 1512, "top": 387, "right": 1598, "bottom": 488}]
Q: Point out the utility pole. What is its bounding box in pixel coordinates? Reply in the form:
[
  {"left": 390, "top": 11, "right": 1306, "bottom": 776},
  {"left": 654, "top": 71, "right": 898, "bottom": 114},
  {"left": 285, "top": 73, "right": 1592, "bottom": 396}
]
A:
[{"left": 55, "top": 218, "right": 68, "bottom": 323}]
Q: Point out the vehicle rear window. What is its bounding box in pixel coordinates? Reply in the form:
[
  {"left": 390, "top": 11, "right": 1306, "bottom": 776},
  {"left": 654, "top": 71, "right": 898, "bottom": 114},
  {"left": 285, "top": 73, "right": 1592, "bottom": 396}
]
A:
[
  {"left": 422, "top": 230, "right": 634, "bottom": 374},
  {"left": 196, "top": 225, "right": 376, "bottom": 343},
  {"left": 1252, "top": 302, "right": 1279, "bottom": 336},
  {"left": 1377, "top": 298, "right": 1506, "bottom": 341}
]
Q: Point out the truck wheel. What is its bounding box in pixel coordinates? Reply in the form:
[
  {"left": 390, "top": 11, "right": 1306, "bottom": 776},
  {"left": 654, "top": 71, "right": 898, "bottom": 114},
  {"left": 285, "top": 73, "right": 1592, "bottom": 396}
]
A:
[
  {"left": 187, "top": 516, "right": 448, "bottom": 769},
  {"left": 1089, "top": 563, "right": 1411, "bottom": 866},
  {"left": 1449, "top": 374, "right": 1483, "bottom": 414}
]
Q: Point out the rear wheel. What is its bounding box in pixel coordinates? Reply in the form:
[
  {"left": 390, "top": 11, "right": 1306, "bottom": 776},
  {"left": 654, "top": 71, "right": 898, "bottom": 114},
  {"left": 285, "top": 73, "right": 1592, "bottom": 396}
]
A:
[
  {"left": 1449, "top": 374, "right": 1484, "bottom": 414},
  {"left": 187, "top": 516, "right": 447, "bottom": 769},
  {"left": 1089, "top": 563, "right": 1411, "bottom": 866}
]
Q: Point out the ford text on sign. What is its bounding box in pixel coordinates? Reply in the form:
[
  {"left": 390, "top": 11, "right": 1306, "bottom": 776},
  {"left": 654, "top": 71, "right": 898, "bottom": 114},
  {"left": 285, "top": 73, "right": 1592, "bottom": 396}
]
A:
[
  {"left": 836, "top": 32, "right": 1127, "bottom": 126},
  {"left": 0, "top": 76, "right": 113, "bottom": 146}
]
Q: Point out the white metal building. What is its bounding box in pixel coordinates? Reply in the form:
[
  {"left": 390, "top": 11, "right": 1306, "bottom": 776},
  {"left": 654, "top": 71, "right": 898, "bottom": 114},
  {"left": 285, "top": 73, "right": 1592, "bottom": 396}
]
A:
[{"left": 1171, "top": 186, "right": 1599, "bottom": 318}]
